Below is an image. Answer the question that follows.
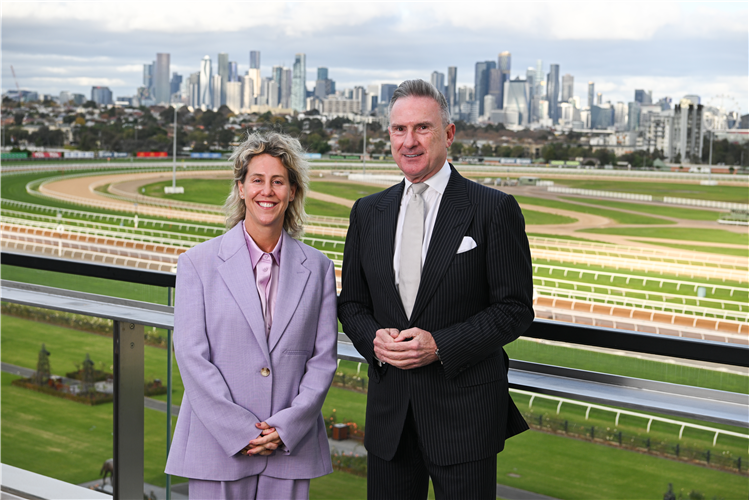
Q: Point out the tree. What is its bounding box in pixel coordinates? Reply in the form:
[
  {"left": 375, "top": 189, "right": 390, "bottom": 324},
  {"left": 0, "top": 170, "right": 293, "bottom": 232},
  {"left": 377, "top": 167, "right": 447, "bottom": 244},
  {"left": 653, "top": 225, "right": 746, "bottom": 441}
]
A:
[
  {"left": 480, "top": 143, "right": 494, "bottom": 157},
  {"left": 13, "top": 112, "right": 24, "bottom": 125},
  {"left": 449, "top": 142, "right": 464, "bottom": 157},
  {"left": 328, "top": 117, "right": 352, "bottom": 130},
  {"left": 82, "top": 100, "right": 98, "bottom": 109},
  {"left": 510, "top": 145, "right": 525, "bottom": 157}
]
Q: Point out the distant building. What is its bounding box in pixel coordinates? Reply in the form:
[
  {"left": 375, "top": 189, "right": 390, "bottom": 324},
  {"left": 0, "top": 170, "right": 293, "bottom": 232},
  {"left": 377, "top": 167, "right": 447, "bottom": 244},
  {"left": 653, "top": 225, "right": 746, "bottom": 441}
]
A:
[
  {"left": 218, "top": 53, "right": 229, "bottom": 106},
  {"left": 212, "top": 74, "right": 222, "bottom": 110},
  {"left": 627, "top": 101, "right": 641, "bottom": 131},
  {"left": 225, "top": 81, "right": 242, "bottom": 114},
  {"left": 447, "top": 66, "right": 458, "bottom": 113},
  {"left": 587, "top": 82, "right": 595, "bottom": 108},
  {"left": 249, "top": 51, "right": 261, "bottom": 70},
  {"left": 91, "top": 86, "right": 113, "bottom": 106},
  {"left": 229, "top": 62, "right": 239, "bottom": 82},
  {"left": 614, "top": 102, "right": 628, "bottom": 129},
  {"left": 634, "top": 89, "right": 652, "bottom": 105},
  {"left": 644, "top": 111, "right": 672, "bottom": 156},
  {"left": 474, "top": 61, "right": 496, "bottom": 117},
  {"left": 590, "top": 103, "right": 614, "bottom": 129},
  {"left": 682, "top": 94, "right": 700, "bottom": 106},
  {"left": 291, "top": 53, "right": 306, "bottom": 112},
  {"left": 546, "top": 64, "right": 560, "bottom": 124},
  {"left": 242, "top": 74, "right": 254, "bottom": 109},
  {"left": 154, "top": 53, "right": 170, "bottom": 104},
  {"left": 430, "top": 71, "right": 445, "bottom": 96},
  {"left": 671, "top": 103, "right": 704, "bottom": 163},
  {"left": 487, "top": 69, "right": 502, "bottom": 111},
  {"left": 561, "top": 74, "right": 574, "bottom": 102},
  {"left": 503, "top": 78, "right": 530, "bottom": 126},
  {"left": 497, "top": 51, "right": 511, "bottom": 109},
  {"left": 317, "top": 67, "right": 328, "bottom": 81},
  {"left": 380, "top": 84, "right": 397, "bottom": 106},
  {"left": 199, "top": 55, "right": 212, "bottom": 109},
  {"left": 170, "top": 72, "right": 183, "bottom": 97},
  {"left": 188, "top": 72, "right": 200, "bottom": 109}
]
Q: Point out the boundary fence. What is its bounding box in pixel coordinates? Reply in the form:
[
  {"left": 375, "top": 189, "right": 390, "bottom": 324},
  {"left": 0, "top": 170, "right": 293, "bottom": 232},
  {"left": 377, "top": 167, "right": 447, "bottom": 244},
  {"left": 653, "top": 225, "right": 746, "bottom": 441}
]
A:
[
  {"left": 547, "top": 186, "right": 653, "bottom": 201},
  {"left": 664, "top": 197, "right": 749, "bottom": 211}
]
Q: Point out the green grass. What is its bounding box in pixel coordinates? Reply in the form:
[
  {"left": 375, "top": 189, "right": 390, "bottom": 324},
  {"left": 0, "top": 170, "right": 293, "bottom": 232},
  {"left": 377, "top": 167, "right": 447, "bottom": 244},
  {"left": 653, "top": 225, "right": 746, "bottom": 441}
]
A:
[
  {"left": 497, "top": 429, "right": 748, "bottom": 499},
  {"left": 562, "top": 198, "right": 723, "bottom": 221},
  {"left": 1, "top": 372, "right": 182, "bottom": 487},
  {"left": 507, "top": 339, "right": 749, "bottom": 394},
  {"left": 582, "top": 227, "right": 748, "bottom": 245},
  {"left": 310, "top": 471, "right": 368, "bottom": 499},
  {"left": 322, "top": 387, "right": 368, "bottom": 430},
  {"left": 630, "top": 241, "right": 749, "bottom": 258},
  {"left": 1, "top": 315, "right": 184, "bottom": 402},
  {"left": 555, "top": 179, "right": 749, "bottom": 204},
  {"left": 1, "top": 171, "right": 226, "bottom": 235},
  {"left": 515, "top": 195, "right": 674, "bottom": 225},
  {"left": 306, "top": 199, "right": 352, "bottom": 218},
  {"left": 143, "top": 179, "right": 231, "bottom": 205},
  {"left": 309, "top": 182, "right": 385, "bottom": 201},
  {"left": 521, "top": 209, "right": 577, "bottom": 225}
]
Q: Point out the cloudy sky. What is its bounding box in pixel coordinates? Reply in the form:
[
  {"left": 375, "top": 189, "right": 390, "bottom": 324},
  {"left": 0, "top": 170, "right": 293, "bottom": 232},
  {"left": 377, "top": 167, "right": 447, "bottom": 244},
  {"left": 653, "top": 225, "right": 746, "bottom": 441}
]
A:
[{"left": 2, "top": 1, "right": 747, "bottom": 112}]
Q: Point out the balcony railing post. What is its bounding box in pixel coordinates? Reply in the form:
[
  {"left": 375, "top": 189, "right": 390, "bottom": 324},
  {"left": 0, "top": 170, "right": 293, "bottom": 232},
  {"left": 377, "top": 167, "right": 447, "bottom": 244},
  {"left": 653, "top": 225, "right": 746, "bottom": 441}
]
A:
[
  {"left": 113, "top": 320, "right": 144, "bottom": 500},
  {"left": 166, "top": 287, "right": 173, "bottom": 500}
]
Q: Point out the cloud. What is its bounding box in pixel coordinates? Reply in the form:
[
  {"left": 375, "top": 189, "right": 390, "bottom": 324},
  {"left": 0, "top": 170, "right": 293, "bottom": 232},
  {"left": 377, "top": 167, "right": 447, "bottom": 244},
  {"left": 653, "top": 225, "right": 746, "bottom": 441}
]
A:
[
  {"left": 115, "top": 65, "right": 144, "bottom": 73},
  {"left": 26, "top": 76, "right": 128, "bottom": 87}
]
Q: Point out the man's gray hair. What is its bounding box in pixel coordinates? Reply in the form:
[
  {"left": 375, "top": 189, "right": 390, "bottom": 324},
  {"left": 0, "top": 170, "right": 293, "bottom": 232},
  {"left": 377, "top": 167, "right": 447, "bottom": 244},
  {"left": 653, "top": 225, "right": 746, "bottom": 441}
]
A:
[{"left": 388, "top": 79, "right": 452, "bottom": 129}]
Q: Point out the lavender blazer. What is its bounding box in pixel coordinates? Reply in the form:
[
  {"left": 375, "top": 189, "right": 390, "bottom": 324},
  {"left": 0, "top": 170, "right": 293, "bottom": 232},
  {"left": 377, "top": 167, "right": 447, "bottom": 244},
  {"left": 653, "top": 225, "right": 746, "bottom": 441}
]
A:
[{"left": 165, "top": 223, "right": 337, "bottom": 481}]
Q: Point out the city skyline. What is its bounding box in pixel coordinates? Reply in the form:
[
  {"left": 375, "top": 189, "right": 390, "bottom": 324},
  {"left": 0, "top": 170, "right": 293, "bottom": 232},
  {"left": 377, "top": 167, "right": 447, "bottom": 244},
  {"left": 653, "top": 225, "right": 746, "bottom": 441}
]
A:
[{"left": 2, "top": 1, "right": 746, "bottom": 112}]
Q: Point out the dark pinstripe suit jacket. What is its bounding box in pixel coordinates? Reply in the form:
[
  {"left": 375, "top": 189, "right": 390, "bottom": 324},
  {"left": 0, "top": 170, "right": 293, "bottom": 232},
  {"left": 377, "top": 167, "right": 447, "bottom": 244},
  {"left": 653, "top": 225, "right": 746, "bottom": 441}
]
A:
[{"left": 338, "top": 165, "right": 533, "bottom": 466}]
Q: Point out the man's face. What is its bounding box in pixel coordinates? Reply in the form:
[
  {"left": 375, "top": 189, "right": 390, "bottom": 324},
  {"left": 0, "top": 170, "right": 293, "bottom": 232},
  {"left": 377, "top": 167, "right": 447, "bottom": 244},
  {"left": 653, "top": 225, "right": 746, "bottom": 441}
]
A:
[{"left": 388, "top": 96, "right": 455, "bottom": 183}]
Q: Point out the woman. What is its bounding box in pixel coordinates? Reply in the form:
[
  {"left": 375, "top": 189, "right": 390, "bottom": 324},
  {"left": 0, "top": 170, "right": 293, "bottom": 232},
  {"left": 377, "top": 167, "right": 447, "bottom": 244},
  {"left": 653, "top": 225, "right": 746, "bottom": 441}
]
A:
[{"left": 165, "top": 132, "right": 338, "bottom": 499}]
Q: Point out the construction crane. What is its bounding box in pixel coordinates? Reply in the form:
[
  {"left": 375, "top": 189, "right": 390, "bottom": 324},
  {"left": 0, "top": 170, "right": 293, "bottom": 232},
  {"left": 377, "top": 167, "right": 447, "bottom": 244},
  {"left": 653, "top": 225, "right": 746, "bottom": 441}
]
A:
[{"left": 10, "top": 65, "right": 21, "bottom": 92}]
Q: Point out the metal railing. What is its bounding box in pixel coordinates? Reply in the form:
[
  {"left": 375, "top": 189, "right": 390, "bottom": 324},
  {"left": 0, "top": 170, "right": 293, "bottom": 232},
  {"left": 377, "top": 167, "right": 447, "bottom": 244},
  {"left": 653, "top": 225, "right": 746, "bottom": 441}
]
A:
[{"left": 1, "top": 251, "right": 748, "bottom": 499}]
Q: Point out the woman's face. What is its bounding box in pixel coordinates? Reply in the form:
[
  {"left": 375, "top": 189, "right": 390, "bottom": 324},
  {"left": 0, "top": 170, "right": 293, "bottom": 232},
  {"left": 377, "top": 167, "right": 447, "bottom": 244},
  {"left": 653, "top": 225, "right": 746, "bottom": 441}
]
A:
[{"left": 237, "top": 154, "right": 296, "bottom": 236}]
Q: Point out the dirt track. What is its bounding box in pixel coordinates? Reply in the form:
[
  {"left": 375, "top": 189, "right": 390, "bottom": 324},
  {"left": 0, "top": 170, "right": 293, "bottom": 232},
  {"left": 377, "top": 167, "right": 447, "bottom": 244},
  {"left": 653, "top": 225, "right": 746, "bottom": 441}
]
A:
[{"left": 40, "top": 171, "right": 748, "bottom": 255}]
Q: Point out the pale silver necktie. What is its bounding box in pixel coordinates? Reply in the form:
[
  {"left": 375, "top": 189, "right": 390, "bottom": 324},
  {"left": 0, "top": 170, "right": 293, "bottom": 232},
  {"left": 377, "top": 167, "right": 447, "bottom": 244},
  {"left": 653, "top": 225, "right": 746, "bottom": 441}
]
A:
[{"left": 399, "top": 183, "right": 428, "bottom": 319}]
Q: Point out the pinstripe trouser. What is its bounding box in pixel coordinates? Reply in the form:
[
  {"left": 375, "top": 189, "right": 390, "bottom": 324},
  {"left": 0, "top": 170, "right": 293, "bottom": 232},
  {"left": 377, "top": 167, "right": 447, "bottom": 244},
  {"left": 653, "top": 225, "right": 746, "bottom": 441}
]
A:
[{"left": 367, "top": 405, "right": 497, "bottom": 500}]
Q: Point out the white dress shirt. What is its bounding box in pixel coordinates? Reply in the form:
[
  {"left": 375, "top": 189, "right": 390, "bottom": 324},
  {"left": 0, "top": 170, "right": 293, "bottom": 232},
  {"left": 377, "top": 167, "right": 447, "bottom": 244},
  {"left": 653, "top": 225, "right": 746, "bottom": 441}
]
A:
[{"left": 393, "top": 160, "right": 452, "bottom": 287}]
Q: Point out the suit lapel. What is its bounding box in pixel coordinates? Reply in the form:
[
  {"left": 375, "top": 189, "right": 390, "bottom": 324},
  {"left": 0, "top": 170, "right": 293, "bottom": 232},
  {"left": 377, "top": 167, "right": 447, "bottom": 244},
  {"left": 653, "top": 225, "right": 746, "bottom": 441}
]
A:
[
  {"left": 373, "top": 181, "right": 407, "bottom": 319},
  {"left": 268, "top": 232, "right": 310, "bottom": 353},
  {"left": 217, "top": 224, "right": 271, "bottom": 366},
  {"left": 410, "top": 168, "right": 474, "bottom": 324}
]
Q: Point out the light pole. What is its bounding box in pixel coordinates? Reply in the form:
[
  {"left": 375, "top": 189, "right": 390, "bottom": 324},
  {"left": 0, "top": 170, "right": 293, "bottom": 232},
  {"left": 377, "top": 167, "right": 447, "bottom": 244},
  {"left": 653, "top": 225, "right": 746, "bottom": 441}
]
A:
[
  {"left": 362, "top": 114, "right": 367, "bottom": 174},
  {"left": 165, "top": 104, "right": 184, "bottom": 194}
]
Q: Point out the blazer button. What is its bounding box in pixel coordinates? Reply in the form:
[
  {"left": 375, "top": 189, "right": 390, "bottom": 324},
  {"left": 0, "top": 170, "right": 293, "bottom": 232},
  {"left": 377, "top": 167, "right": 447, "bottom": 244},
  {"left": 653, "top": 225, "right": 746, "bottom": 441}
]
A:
[{"left": 261, "top": 367, "right": 271, "bottom": 377}]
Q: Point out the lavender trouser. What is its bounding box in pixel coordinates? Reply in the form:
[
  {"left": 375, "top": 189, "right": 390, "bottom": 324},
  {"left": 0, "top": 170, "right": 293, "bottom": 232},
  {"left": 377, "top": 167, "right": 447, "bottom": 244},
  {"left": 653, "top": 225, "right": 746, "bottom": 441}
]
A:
[{"left": 189, "top": 475, "right": 310, "bottom": 500}]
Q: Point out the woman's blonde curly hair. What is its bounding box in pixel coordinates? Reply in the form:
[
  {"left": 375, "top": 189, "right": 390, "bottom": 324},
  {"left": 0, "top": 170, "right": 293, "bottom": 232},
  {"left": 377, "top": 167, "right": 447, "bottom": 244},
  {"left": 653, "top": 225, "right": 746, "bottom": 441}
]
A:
[{"left": 224, "top": 131, "right": 309, "bottom": 238}]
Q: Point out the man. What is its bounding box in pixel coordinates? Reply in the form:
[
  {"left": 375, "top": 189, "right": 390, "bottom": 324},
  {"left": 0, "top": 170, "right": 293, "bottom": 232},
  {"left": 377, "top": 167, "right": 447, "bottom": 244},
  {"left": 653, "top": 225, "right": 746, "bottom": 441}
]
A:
[{"left": 338, "top": 79, "right": 534, "bottom": 499}]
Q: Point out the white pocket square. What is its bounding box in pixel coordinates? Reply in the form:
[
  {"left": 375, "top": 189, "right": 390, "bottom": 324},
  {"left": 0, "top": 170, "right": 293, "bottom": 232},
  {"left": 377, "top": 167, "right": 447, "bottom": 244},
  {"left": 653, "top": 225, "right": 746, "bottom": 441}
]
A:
[{"left": 457, "top": 236, "right": 477, "bottom": 254}]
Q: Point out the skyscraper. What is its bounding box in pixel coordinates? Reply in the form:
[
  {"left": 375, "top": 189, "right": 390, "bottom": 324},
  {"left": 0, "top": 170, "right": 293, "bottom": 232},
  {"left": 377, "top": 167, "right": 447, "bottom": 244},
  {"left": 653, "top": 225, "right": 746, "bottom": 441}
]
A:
[
  {"left": 188, "top": 72, "right": 200, "bottom": 109},
  {"left": 488, "top": 69, "right": 502, "bottom": 111},
  {"left": 242, "top": 74, "right": 254, "bottom": 109},
  {"left": 199, "top": 55, "right": 212, "bottom": 109},
  {"left": 226, "top": 81, "right": 242, "bottom": 113},
  {"left": 447, "top": 66, "right": 457, "bottom": 112},
  {"left": 154, "top": 53, "right": 170, "bottom": 104},
  {"left": 546, "top": 64, "right": 560, "bottom": 124},
  {"left": 229, "top": 62, "right": 238, "bottom": 82},
  {"left": 143, "top": 64, "right": 153, "bottom": 92},
  {"left": 503, "top": 78, "right": 529, "bottom": 125},
  {"left": 317, "top": 67, "right": 328, "bottom": 81},
  {"left": 218, "top": 53, "right": 229, "bottom": 105},
  {"left": 170, "top": 72, "right": 182, "bottom": 96},
  {"left": 280, "top": 68, "right": 292, "bottom": 108},
  {"left": 498, "top": 52, "right": 511, "bottom": 109},
  {"left": 91, "top": 86, "right": 113, "bottom": 106},
  {"left": 249, "top": 51, "right": 261, "bottom": 70},
  {"left": 561, "top": 74, "right": 574, "bottom": 102},
  {"left": 291, "top": 53, "right": 306, "bottom": 112},
  {"left": 588, "top": 82, "right": 595, "bottom": 108},
  {"left": 635, "top": 89, "right": 652, "bottom": 105},
  {"left": 212, "top": 74, "right": 222, "bottom": 110},
  {"left": 380, "top": 84, "right": 397, "bottom": 106},
  {"left": 474, "top": 61, "right": 496, "bottom": 117},
  {"left": 430, "top": 71, "right": 445, "bottom": 96}
]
